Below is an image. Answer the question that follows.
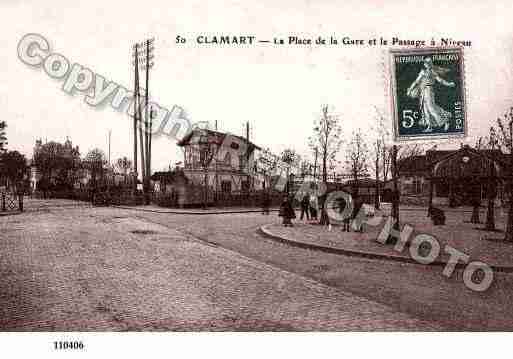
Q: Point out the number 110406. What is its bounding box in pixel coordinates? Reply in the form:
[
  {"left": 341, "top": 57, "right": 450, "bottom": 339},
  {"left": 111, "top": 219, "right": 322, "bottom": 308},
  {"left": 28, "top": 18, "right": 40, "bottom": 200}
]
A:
[{"left": 54, "top": 341, "right": 84, "bottom": 350}]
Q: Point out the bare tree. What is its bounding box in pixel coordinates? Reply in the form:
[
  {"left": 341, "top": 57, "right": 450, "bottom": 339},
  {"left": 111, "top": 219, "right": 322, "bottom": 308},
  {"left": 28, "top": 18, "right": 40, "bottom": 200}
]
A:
[
  {"left": 345, "top": 129, "right": 369, "bottom": 197},
  {"left": 492, "top": 108, "right": 513, "bottom": 241},
  {"left": 484, "top": 129, "right": 500, "bottom": 231},
  {"left": 280, "top": 148, "right": 300, "bottom": 195},
  {"left": 382, "top": 146, "right": 392, "bottom": 183},
  {"left": 308, "top": 105, "right": 343, "bottom": 225},
  {"left": 371, "top": 114, "right": 390, "bottom": 209},
  {"left": 469, "top": 137, "right": 484, "bottom": 224},
  {"left": 255, "top": 148, "right": 280, "bottom": 191}
]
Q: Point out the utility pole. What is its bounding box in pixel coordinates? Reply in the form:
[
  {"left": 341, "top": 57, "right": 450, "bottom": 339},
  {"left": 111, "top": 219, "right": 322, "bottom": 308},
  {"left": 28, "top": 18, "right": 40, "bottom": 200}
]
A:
[
  {"left": 214, "top": 120, "right": 218, "bottom": 204},
  {"left": 135, "top": 47, "right": 146, "bottom": 183},
  {"left": 132, "top": 38, "right": 154, "bottom": 203},
  {"left": 246, "top": 121, "right": 251, "bottom": 192},
  {"left": 132, "top": 45, "right": 139, "bottom": 194},
  {"left": 145, "top": 39, "right": 151, "bottom": 205}
]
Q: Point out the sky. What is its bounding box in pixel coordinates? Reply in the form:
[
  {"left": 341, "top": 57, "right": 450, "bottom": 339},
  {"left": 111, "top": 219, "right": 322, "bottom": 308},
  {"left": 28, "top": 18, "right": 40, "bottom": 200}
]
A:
[{"left": 2, "top": 0, "right": 513, "bottom": 173}]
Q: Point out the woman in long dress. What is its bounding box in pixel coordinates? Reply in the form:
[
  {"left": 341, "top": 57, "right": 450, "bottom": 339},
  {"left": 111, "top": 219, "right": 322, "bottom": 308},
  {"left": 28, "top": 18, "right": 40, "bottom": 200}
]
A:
[{"left": 407, "top": 57, "right": 455, "bottom": 132}]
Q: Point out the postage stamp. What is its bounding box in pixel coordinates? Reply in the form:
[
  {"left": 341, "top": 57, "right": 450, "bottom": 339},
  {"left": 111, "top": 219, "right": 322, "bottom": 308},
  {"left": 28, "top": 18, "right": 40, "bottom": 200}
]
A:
[{"left": 389, "top": 47, "right": 467, "bottom": 140}]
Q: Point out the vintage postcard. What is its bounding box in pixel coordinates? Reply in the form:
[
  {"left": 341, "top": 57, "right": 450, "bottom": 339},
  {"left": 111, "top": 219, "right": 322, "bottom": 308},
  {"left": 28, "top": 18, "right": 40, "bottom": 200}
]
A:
[{"left": 2, "top": 0, "right": 513, "bottom": 358}]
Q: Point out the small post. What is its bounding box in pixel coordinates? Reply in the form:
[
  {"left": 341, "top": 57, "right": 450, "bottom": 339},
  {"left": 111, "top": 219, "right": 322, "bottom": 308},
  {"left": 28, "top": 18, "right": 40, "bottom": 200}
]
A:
[
  {"left": 387, "top": 145, "right": 400, "bottom": 244},
  {"left": 18, "top": 193, "right": 23, "bottom": 212},
  {"left": 428, "top": 177, "right": 434, "bottom": 217},
  {"left": 392, "top": 145, "right": 399, "bottom": 224}
]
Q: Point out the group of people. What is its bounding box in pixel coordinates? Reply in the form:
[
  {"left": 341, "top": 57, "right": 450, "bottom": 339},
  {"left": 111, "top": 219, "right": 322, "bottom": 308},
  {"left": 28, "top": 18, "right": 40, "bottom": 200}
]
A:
[
  {"left": 278, "top": 191, "right": 366, "bottom": 232},
  {"left": 278, "top": 193, "right": 319, "bottom": 227}
]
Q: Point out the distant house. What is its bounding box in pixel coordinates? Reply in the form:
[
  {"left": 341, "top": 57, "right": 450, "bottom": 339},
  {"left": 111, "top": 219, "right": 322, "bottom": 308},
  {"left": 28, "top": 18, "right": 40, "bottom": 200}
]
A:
[
  {"left": 176, "top": 128, "right": 262, "bottom": 193},
  {"left": 30, "top": 138, "right": 82, "bottom": 191},
  {"left": 151, "top": 128, "right": 263, "bottom": 208}
]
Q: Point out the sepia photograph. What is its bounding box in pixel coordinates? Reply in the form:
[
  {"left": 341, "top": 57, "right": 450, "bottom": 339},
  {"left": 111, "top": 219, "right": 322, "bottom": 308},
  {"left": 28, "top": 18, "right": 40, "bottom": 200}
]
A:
[{"left": 1, "top": 0, "right": 513, "bottom": 357}]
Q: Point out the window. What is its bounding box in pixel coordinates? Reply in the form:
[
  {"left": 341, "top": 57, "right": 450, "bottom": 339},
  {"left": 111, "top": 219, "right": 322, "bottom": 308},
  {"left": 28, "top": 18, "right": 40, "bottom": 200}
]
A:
[
  {"left": 221, "top": 181, "right": 232, "bottom": 193},
  {"left": 241, "top": 181, "right": 250, "bottom": 192},
  {"left": 224, "top": 152, "right": 231, "bottom": 166},
  {"left": 413, "top": 177, "right": 422, "bottom": 194}
]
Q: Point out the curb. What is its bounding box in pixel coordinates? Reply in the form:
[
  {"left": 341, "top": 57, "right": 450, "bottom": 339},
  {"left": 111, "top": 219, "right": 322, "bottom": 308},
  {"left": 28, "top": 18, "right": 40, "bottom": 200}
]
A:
[
  {"left": 114, "top": 205, "right": 279, "bottom": 215},
  {"left": 258, "top": 224, "right": 513, "bottom": 273}
]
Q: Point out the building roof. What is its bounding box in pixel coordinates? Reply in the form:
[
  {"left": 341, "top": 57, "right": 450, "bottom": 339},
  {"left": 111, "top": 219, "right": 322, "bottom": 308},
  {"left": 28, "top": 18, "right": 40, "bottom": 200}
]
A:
[
  {"left": 398, "top": 146, "right": 512, "bottom": 178},
  {"left": 397, "top": 155, "right": 428, "bottom": 174},
  {"left": 342, "top": 178, "right": 384, "bottom": 187},
  {"left": 177, "top": 129, "right": 262, "bottom": 151},
  {"left": 150, "top": 169, "right": 189, "bottom": 183}
]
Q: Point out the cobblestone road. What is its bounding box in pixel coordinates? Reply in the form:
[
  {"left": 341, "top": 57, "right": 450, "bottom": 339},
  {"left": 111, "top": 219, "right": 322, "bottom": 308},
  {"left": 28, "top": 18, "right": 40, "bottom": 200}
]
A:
[
  {"left": 130, "top": 207, "right": 513, "bottom": 330},
  {"left": 0, "top": 202, "right": 440, "bottom": 331}
]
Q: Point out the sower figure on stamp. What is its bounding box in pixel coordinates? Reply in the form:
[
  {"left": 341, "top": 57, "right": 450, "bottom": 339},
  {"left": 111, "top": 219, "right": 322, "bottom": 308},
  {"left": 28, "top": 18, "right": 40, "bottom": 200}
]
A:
[
  {"left": 407, "top": 57, "right": 455, "bottom": 132},
  {"left": 279, "top": 196, "right": 296, "bottom": 227}
]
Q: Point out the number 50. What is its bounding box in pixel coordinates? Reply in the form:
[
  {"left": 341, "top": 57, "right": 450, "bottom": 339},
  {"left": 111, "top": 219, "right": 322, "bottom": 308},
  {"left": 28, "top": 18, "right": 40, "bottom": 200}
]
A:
[{"left": 402, "top": 110, "right": 418, "bottom": 128}]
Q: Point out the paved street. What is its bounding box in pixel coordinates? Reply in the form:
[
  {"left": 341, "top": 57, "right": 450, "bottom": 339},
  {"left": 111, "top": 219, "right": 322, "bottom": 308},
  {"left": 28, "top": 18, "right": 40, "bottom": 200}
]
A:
[{"left": 2, "top": 199, "right": 513, "bottom": 330}]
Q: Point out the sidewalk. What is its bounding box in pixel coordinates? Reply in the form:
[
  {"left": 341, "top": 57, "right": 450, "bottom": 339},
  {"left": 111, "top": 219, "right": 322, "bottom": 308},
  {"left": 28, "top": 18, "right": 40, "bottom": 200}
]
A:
[
  {"left": 260, "top": 209, "right": 513, "bottom": 270},
  {"left": 115, "top": 204, "right": 280, "bottom": 215}
]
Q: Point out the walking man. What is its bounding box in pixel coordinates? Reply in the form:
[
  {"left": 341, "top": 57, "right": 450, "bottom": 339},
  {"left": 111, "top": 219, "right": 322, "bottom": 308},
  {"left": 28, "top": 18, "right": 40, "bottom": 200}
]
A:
[{"left": 300, "top": 193, "right": 310, "bottom": 221}]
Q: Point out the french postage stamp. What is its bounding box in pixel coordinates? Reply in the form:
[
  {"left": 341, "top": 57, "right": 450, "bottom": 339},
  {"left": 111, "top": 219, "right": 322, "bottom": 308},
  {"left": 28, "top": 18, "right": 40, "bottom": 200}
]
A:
[{"left": 389, "top": 47, "right": 467, "bottom": 140}]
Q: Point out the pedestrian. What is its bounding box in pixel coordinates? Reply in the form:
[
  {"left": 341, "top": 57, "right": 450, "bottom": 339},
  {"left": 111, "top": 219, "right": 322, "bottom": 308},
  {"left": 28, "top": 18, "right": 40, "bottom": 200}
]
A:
[
  {"left": 300, "top": 193, "right": 310, "bottom": 221},
  {"left": 279, "top": 196, "right": 296, "bottom": 227},
  {"left": 352, "top": 194, "right": 364, "bottom": 232},
  {"left": 309, "top": 194, "right": 318, "bottom": 221},
  {"left": 339, "top": 196, "right": 350, "bottom": 232},
  {"left": 262, "top": 191, "right": 271, "bottom": 215}
]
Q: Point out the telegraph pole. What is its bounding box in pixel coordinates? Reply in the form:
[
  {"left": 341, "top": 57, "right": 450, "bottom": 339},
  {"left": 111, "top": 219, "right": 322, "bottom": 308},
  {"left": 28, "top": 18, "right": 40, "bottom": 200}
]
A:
[
  {"left": 132, "top": 45, "right": 139, "bottom": 194},
  {"left": 214, "top": 120, "right": 218, "bottom": 204},
  {"left": 135, "top": 46, "right": 145, "bottom": 182},
  {"left": 145, "top": 39, "right": 150, "bottom": 204},
  {"left": 246, "top": 121, "right": 252, "bottom": 192},
  {"left": 132, "top": 38, "right": 154, "bottom": 202}
]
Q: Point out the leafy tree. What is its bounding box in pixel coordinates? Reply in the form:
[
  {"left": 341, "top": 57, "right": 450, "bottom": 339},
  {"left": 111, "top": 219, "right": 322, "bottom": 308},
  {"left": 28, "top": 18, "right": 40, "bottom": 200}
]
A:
[
  {"left": 33, "top": 141, "right": 81, "bottom": 190},
  {"left": 116, "top": 157, "right": 133, "bottom": 175},
  {"left": 84, "top": 148, "right": 107, "bottom": 187},
  {"left": 0, "top": 121, "right": 7, "bottom": 151},
  {"left": 0, "top": 150, "right": 27, "bottom": 189},
  {"left": 115, "top": 156, "right": 133, "bottom": 187}
]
